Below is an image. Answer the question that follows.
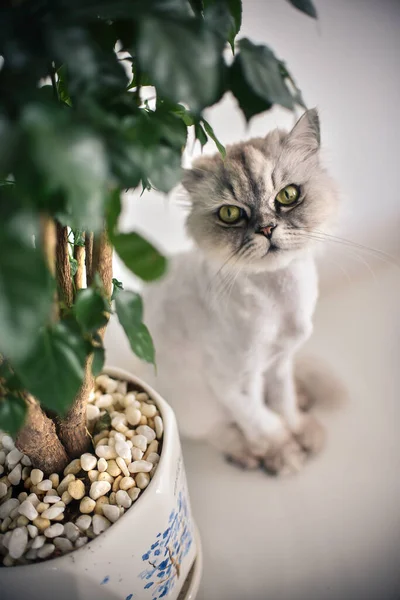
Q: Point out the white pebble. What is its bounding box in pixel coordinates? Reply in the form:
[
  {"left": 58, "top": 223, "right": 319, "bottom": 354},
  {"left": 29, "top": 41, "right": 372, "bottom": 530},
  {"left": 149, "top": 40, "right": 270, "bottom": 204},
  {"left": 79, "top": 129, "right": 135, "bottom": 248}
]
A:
[
  {"left": 141, "top": 403, "right": 157, "bottom": 418},
  {"left": 44, "top": 523, "right": 64, "bottom": 538},
  {"left": 75, "top": 537, "right": 88, "bottom": 549},
  {"left": 92, "top": 514, "right": 111, "bottom": 535},
  {"left": 97, "top": 457, "right": 107, "bottom": 472},
  {"left": 21, "top": 455, "right": 31, "bottom": 467},
  {"left": 8, "top": 464, "right": 22, "bottom": 486},
  {"left": 64, "top": 522, "right": 80, "bottom": 542},
  {"left": 146, "top": 452, "right": 160, "bottom": 465},
  {"left": 27, "top": 493, "right": 40, "bottom": 507},
  {"left": 105, "top": 378, "right": 118, "bottom": 394},
  {"left": 25, "top": 548, "right": 38, "bottom": 561},
  {"left": 116, "top": 457, "right": 130, "bottom": 477},
  {"left": 2, "top": 435, "right": 14, "bottom": 451},
  {"left": 37, "top": 543, "right": 55, "bottom": 559},
  {"left": 125, "top": 406, "right": 141, "bottom": 426},
  {"left": 136, "top": 425, "right": 156, "bottom": 443},
  {"left": 54, "top": 537, "right": 73, "bottom": 553},
  {"left": 154, "top": 416, "right": 164, "bottom": 439},
  {"left": 115, "top": 490, "right": 132, "bottom": 509},
  {"left": 89, "top": 480, "right": 111, "bottom": 500},
  {"left": 18, "top": 492, "right": 28, "bottom": 503},
  {"left": 6, "top": 448, "right": 24, "bottom": 468},
  {"left": 64, "top": 459, "right": 81, "bottom": 476},
  {"left": 37, "top": 479, "right": 53, "bottom": 492},
  {"left": 1, "top": 517, "right": 12, "bottom": 533},
  {"left": 0, "top": 450, "right": 5, "bottom": 464},
  {"left": 95, "top": 394, "right": 114, "bottom": 408},
  {"left": 0, "top": 482, "right": 8, "bottom": 499},
  {"left": 68, "top": 480, "right": 85, "bottom": 500},
  {"left": 102, "top": 504, "right": 120, "bottom": 523},
  {"left": 81, "top": 453, "right": 97, "bottom": 472},
  {"left": 9, "top": 527, "right": 28, "bottom": 559},
  {"left": 31, "top": 535, "right": 46, "bottom": 549},
  {"left": 80, "top": 497, "right": 96, "bottom": 514},
  {"left": 136, "top": 473, "right": 150, "bottom": 490},
  {"left": 115, "top": 440, "right": 131, "bottom": 460},
  {"left": 0, "top": 498, "right": 19, "bottom": 519},
  {"left": 75, "top": 515, "right": 92, "bottom": 532},
  {"left": 41, "top": 505, "right": 64, "bottom": 520},
  {"left": 30, "top": 469, "right": 44, "bottom": 486},
  {"left": 128, "top": 460, "right": 153, "bottom": 474},
  {"left": 44, "top": 495, "right": 61, "bottom": 504},
  {"left": 95, "top": 445, "right": 117, "bottom": 460},
  {"left": 119, "top": 477, "right": 135, "bottom": 491},
  {"left": 86, "top": 404, "right": 100, "bottom": 420},
  {"left": 131, "top": 435, "right": 147, "bottom": 452},
  {"left": 3, "top": 555, "right": 15, "bottom": 567},
  {"left": 18, "top": 500, "right": 38, "bottom": 521},
  {"left": 128, "top": 487, "right": 140, "bottom": 502},
  {"left": 0, "top": 465, "right": 4, "bottom": 475},
  {"left": 27, "top": 524, "right": 38, "bottom": 539},
  {"left": 57, "top": 474, "right": 75, "bottom": 495},
  {"left": 131, "top": 447, "right": 144, "bottom": 461}
]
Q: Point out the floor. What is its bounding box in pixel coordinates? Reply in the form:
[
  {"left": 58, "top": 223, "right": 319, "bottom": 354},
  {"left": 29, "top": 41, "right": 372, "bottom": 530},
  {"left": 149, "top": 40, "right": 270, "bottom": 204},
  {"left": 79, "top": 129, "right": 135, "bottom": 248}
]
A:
[
  {"left": 106, "top": 263, "right": 400, "bottom": 600},
  {"left": 180, "top": 264, "right": 400, "bottom": 600}
]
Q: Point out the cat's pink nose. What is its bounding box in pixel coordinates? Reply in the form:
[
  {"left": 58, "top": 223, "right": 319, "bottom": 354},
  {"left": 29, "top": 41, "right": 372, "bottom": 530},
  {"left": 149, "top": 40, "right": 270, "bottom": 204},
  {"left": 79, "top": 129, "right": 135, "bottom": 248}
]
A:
[{"left": 259, "top": 224, "right": 276, "bottom": 239}]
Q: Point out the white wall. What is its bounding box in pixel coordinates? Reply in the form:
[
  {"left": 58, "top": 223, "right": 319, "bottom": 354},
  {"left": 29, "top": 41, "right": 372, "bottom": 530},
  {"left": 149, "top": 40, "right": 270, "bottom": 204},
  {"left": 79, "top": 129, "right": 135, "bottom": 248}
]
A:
[{"left": 114, "top": 0, "right": 400, "bottom": 293}]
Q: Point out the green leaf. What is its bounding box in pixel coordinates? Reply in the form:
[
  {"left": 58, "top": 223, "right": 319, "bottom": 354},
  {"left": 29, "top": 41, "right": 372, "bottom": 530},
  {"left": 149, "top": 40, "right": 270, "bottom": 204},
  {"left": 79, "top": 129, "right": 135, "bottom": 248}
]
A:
[
  {"left": 69, "top": 256, "right": 78, "bottom": 277},
  {"left": 92, "top": 345, "right": 105, "bottom": 377},
  {"left": 115, "top": 291, "right": 155, "bottom": 365},
  {"left": 235, "top": 38, "right": 294, "bottom": 111},
  {"left": 73, "top": 230, "right": 85, "bottom": 247},
  {"left": 111, "top": 278, "right": 124, "bottom": 301},
  {"left": 0, "top": 396, "right": 27, "bottom": 437},
  {"left": 202, "top": 118, "right": 226, "bottom": 157},
  {"left": 204, "top": 0, "right": 242, "bottom": 52},
  {"left": 56, "top": 65, "right": 72, "bottom": 107},
  {"left": 112, "top": 232, "right": 167, "bottom": 282},
  {"left": 21, "top": 104, "right": 109, "bottom": 232},
  {"left": 0, "top": 201, "right": 54, "bottom": 362},
  {"left": 137, "top": 16, "right": 223, "bottom": 113},
  {"left": 74, "top": 288, "right": 109, "bottom": 333},
  {"left": 16, "top": 322, "right": 88, "bottom": 416},
  {"left": 106, "top": 188, "right": 122, "bottom": 236},
  {"left": 229, "top": 57, "right": 272, "bottom": 121},
  {"left": 195, "top": 122, "right": 208, "bottom": 148},
  {"left": 93, "top": 410, "right": 111, "bottom": 434},
  {"left": 287, "top": 0, "right": 317, "bottom": 19}
]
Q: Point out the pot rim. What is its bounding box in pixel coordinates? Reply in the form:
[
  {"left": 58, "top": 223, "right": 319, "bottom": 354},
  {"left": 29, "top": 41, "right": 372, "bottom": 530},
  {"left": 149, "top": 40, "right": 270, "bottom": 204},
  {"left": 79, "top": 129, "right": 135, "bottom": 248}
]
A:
[{"left": 2, "top": 366, "right": 175, "bottom": 571}]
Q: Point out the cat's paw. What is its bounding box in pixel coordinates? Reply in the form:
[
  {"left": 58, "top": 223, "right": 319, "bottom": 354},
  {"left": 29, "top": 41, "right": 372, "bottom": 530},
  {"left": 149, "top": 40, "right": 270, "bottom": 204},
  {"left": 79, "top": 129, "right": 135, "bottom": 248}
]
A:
[
  {"left": 225, "top": 451, "right": 260, "bottom": 470},
  {"left": 263, "top": 438, "right": 306, "bottom": 476},
  {"left": 293, "top": 414, "right": 325, "bottom": 455}
]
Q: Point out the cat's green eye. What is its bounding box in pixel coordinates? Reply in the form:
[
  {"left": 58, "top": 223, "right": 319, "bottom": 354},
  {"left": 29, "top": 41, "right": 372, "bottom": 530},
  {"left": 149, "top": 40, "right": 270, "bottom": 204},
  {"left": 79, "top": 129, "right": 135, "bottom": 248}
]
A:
[
  {"left": 218, "top": 205, "right": 243, "bottom": 224},
  {"left": 276, "top": 184, "right": 300, "bottom": 206}
]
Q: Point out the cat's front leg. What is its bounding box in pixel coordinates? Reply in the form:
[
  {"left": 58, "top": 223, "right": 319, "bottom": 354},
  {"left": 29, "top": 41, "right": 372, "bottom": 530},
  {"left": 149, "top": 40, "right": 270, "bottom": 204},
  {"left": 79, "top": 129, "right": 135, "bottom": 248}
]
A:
[
  {"left": 210, "top": 369, "right": 306, "bottom": 474},
  {"left": 264, "top": 356, "right": 325, "bottom": 458}
]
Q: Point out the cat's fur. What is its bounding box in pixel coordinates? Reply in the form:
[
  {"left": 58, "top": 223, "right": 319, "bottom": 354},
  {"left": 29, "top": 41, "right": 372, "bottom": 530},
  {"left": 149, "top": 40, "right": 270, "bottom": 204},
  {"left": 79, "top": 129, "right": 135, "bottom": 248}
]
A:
[{"left": 135, "top": 109, "right": 340, "bottom": 474}]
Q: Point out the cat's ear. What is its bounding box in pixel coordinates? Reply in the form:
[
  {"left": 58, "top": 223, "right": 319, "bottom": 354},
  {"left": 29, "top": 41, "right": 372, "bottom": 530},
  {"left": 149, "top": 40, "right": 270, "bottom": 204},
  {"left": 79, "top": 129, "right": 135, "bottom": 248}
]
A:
[{"left": 287, "top": 108, "right": 320, "bottom": 155}]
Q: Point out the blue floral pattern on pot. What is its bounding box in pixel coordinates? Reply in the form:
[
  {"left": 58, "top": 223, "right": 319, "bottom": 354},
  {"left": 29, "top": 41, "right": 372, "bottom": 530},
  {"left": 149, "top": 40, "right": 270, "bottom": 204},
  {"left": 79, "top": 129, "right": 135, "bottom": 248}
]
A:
[{"left": 139, "top": 491, "right": 193, "bottom": 598}]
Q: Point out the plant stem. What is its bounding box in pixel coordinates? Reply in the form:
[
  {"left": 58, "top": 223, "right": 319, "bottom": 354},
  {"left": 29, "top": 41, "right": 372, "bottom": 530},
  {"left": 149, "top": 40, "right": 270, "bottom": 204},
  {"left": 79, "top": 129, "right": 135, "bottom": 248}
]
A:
[
  {"left": 85, "top": 232, "right": 94, "bottom": 287},
  {"left": 49, "top": 62, "right": 58, "bottom": 101},
  {"left": 93, "top": 229, "right": 113, "bottom": 320},
  {"left": 56, "top": 222, "right": 73, "bottom": 308},
  {"left": 16, "top": 395, "right": 69, "bottom": 476},
  {"left": 40, "top": 215, "right": 59, "bottom": 321},
  {"left": 73, "top": 232, "right": 85, "bottom": 293},
  {"left": 57, "top": 356, "right": 93, "bottom": 458}
]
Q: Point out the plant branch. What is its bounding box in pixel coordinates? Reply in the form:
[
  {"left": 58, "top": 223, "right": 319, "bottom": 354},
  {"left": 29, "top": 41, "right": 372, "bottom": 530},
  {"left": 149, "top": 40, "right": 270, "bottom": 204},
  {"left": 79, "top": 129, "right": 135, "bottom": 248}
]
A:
[
  {"left": 85, "top": 232, "right": 94, "bottom": 287},
  {"left": 16, "top": 394, "right": 69, "bottom": 476},
  {"left": 56, "top": 222, "right": 73, "bottom": 308},
  {"left": 73, "top": 232, "right": 85, "bottom": 292},
  {"left": 40, "top": 215, "right": 58, "bottom": 321},
  {"left": 57, "top": 356, "right": 93, "bottom": 458},
  {"left": 93, "top": 228, "right": 113, "bottom": 333}
]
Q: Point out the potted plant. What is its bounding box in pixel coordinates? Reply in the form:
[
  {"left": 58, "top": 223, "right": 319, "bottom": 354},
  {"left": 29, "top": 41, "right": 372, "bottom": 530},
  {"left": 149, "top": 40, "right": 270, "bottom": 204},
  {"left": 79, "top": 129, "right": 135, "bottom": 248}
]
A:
[{"left": 0, "top": 0, "right": 316, "bottom": 598}]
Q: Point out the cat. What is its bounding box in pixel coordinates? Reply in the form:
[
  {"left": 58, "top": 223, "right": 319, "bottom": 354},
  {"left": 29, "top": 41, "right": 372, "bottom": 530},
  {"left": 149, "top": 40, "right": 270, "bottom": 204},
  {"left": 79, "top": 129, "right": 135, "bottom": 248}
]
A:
[{"left": 135, "top": 108, "right": 340, "bottom": 475}]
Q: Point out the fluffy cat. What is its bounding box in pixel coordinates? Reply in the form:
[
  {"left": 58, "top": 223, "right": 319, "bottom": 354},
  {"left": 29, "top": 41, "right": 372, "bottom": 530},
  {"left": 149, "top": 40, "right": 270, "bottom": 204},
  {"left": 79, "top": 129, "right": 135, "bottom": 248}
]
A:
[{"left": 135, "top": 109, "right": 340, "bottom": 474}]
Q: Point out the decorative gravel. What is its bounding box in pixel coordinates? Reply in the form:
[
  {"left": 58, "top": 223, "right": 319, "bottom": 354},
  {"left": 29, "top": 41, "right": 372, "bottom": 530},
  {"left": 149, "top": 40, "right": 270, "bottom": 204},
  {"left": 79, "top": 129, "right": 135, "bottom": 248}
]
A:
[{"left": 0, "top": 375, "right": 163, "bottom": 566}]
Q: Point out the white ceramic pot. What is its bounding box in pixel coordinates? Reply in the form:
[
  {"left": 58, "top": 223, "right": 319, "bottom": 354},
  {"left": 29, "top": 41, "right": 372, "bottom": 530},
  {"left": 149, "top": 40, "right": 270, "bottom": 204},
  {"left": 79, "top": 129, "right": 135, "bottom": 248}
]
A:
[{"left": 0, "top": 367, "right": 202, "bottom": 600}]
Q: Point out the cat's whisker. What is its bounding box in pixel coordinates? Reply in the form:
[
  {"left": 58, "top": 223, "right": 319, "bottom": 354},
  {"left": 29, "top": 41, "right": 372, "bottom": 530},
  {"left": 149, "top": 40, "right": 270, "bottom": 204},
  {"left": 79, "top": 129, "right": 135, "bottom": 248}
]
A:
[{"left": 297, "top": 228, "right": 399, "bottom": 268}]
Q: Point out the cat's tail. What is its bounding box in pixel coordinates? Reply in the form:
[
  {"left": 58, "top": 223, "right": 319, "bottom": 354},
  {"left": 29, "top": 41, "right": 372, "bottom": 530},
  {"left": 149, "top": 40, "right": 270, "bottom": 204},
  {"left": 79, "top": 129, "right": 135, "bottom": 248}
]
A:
[{"left": 294, "top": 354, "right": 348, "bottom": 411}]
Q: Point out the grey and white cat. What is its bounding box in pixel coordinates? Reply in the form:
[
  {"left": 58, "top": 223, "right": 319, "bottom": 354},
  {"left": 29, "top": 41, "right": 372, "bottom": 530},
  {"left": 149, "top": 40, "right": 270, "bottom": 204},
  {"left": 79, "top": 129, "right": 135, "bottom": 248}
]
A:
[{"left": 135, "top": 109, "right": 340, "bottom": 474}]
